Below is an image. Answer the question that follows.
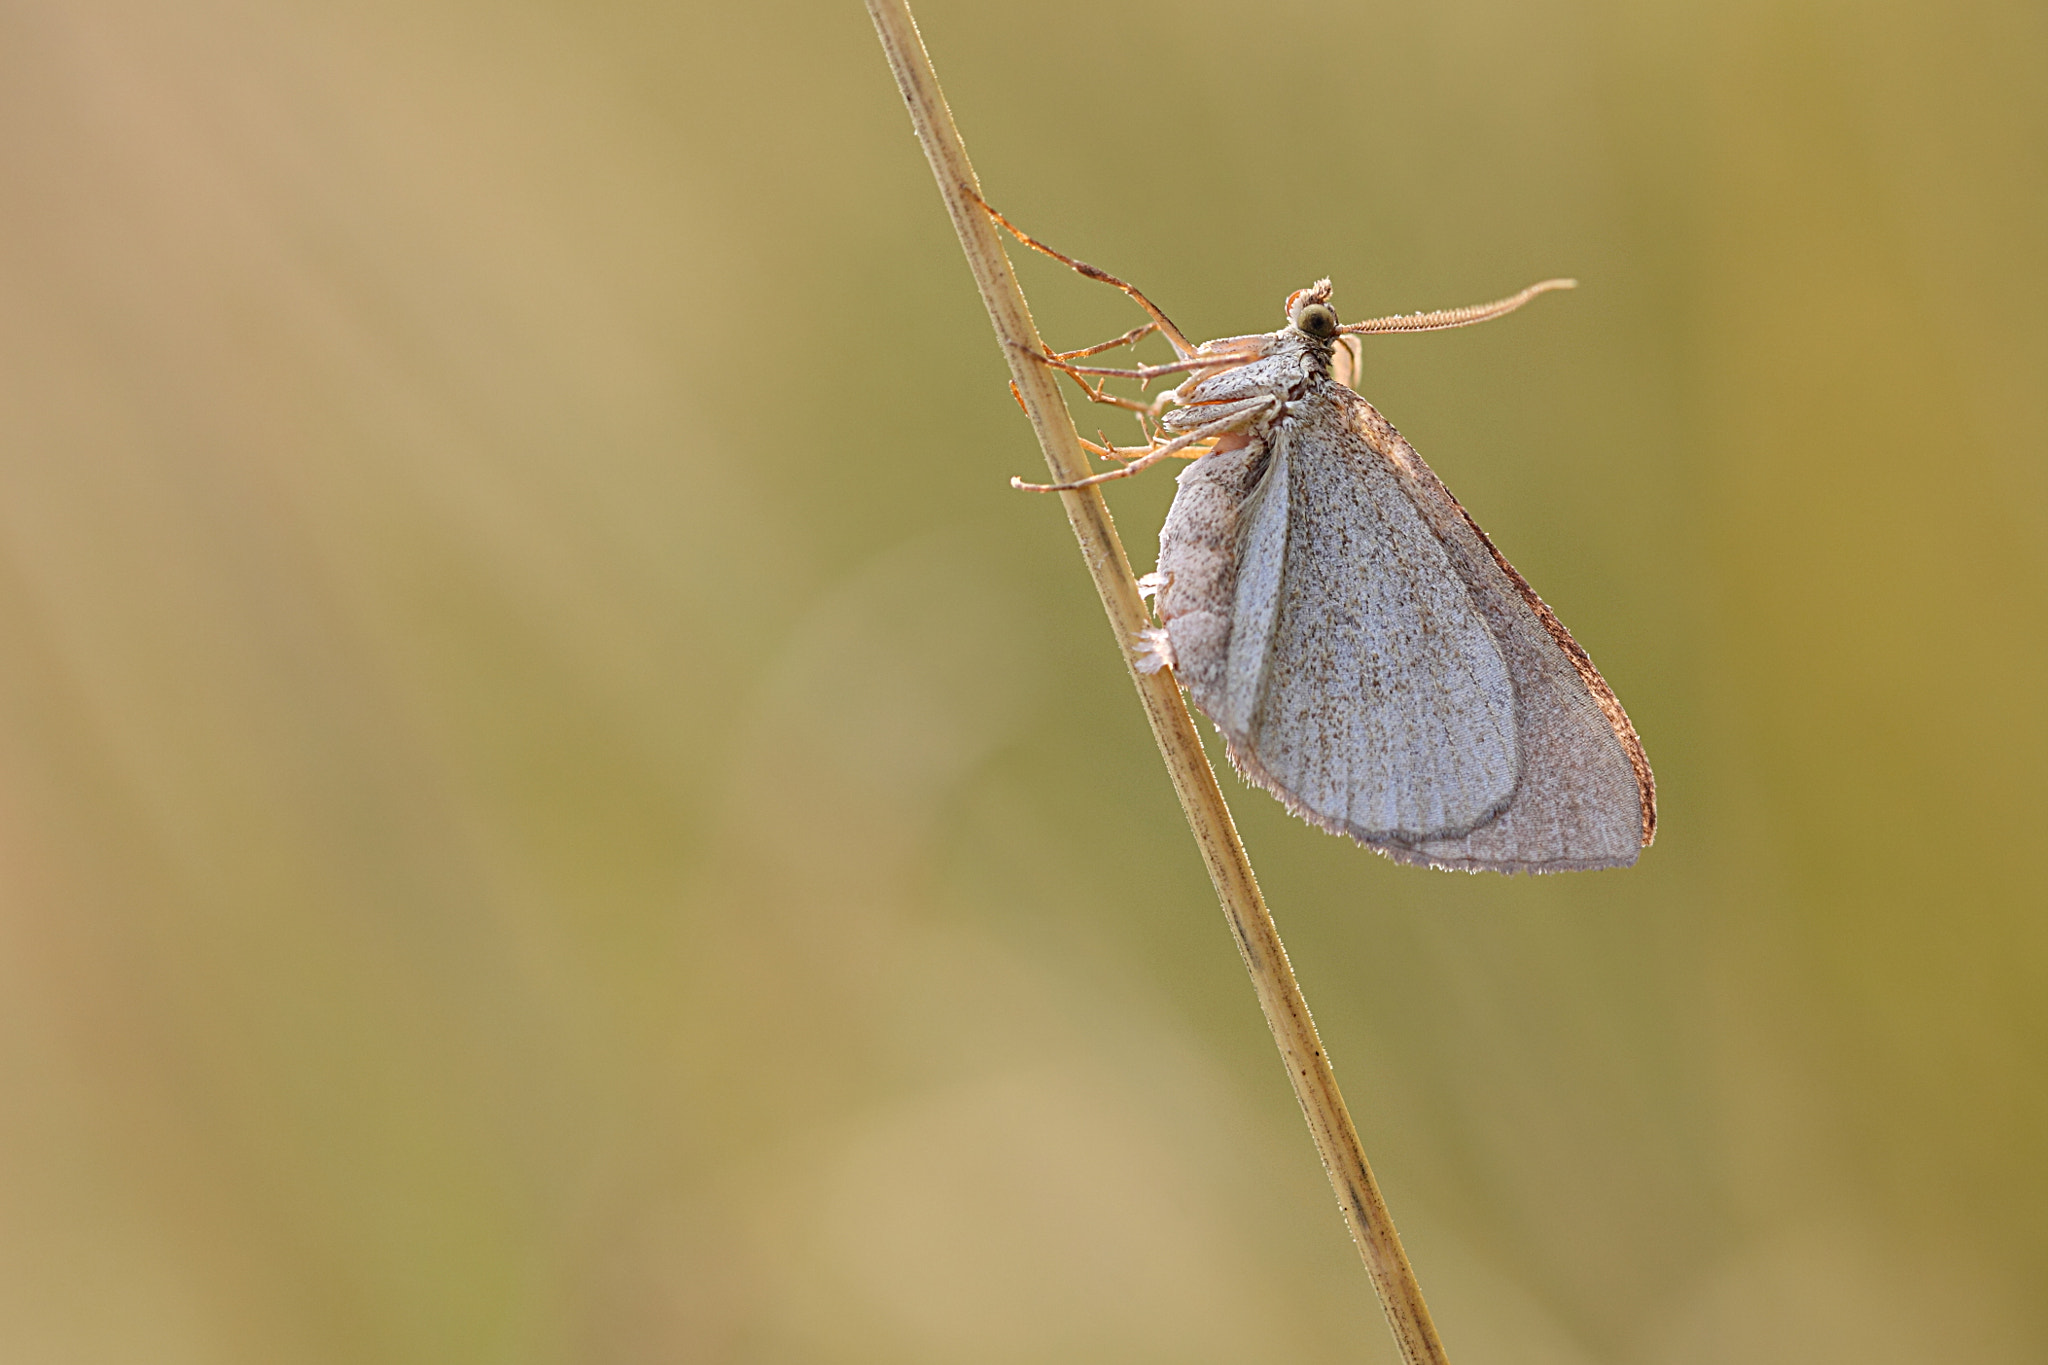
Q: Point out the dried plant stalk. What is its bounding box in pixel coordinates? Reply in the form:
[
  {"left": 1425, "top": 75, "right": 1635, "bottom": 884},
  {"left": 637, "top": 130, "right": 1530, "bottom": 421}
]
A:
[{"left": 862, "top": 4, "right": 1454, "bottom": 1362}]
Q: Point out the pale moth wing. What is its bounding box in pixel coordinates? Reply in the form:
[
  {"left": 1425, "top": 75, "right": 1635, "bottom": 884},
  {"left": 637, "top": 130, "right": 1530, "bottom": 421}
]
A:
[
  {"left": 1151, "top": 284, "right": 1654, "bottom": 873},
  {"left": 1189, "top": 415, "right": 1525, "bottom": 841}
]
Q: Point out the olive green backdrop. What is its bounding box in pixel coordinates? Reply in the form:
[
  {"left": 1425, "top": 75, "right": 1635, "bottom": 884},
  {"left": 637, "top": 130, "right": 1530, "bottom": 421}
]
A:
[{"left": 1, "top": 0, "right": 2041, "bottom": 1361}]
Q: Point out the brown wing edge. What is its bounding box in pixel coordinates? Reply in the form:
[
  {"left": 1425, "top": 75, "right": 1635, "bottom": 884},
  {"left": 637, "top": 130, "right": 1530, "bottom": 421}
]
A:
[
  {"left": 1344, "top": 391, "right": 1655, "bottom": 865},
  {"left": 1442, "top": 500, "right": 1656, "bottom": 850},
  {"left": 1171, "top": 391, "right": 1654, "bottom": 872}
]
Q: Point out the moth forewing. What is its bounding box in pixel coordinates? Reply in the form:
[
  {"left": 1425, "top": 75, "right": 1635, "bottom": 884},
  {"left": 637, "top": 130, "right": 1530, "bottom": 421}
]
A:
[{"left": 1337, "top": 393, "right": 1652, "bottom": 870}]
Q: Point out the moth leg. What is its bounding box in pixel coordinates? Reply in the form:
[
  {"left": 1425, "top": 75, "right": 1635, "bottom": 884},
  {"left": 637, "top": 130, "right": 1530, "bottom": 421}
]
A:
[
  {"left": 1077, "top": 431, "right": 1211, "bottom": 465},
  {"left": 1046, "top": 335, "right": 1269, "bottom": 427},
  {"left": 1081, "top": 431, "right": 1141, "bottom": 462},
  {"left": 1023, "top": 344, "right": 1260, "bottom": 384},
  {"left": 1051, "top": 322, "right": 1157, "bottom": 362},
  {"left": 1012, "top": 341, "right": 1255, "bottom": 432},
  {"left": 971, "top": 191, "right": 1198, "bottom": 358},
  {"left": 1039, "top": 322, "right": 1184, "bottom": 416},
  {"left": 1012, "top": 397, "right": 1277, "bottom": 493},
  {"left": 1057, "top": 368, "right": 1175, "bottom": 417}
]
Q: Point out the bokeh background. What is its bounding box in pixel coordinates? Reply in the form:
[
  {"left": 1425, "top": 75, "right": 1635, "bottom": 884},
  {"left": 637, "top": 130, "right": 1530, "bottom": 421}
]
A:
[{"left": 1, "top": 0, "right": 2043, "bottom": 1360}]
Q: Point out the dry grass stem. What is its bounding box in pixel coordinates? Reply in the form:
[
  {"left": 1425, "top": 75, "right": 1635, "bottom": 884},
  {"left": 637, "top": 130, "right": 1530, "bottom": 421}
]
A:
[{"left": 862, "top": 4, "right": 1455, "bottom": 1362}]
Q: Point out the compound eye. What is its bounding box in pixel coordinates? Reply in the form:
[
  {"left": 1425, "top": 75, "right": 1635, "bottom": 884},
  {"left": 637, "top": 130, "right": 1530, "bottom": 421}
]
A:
[{"left": 1294, "top": 302, "right": 1339, "bottom": 339}]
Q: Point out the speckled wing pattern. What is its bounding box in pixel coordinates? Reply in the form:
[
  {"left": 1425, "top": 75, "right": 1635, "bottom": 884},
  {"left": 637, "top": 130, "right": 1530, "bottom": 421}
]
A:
[{"left": 1155, "top": 385, "right": 1654, "bottom": 873}]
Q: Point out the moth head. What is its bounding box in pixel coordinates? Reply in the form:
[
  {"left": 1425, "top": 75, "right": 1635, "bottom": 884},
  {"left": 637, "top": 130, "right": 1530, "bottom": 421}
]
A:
[{"left": 1286, "top": 280, "right": 1340, "bottom": 341}]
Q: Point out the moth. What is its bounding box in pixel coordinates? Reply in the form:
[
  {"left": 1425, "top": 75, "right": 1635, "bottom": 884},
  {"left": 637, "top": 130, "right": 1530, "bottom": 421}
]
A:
[{"left": 989, "top": 203, "right": 1655, "bottom": 873}]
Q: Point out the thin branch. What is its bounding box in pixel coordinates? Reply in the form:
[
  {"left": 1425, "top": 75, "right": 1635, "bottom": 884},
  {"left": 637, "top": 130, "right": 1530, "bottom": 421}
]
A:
[{"left": 861, "top": 6, "right": 1455, "bottom": 1364}]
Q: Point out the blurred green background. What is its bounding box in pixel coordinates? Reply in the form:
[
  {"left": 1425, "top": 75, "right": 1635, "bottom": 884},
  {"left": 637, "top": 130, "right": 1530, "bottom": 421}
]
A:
[{"left": 1, "top": 0, "right": 2043, "bottom": 1360}]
